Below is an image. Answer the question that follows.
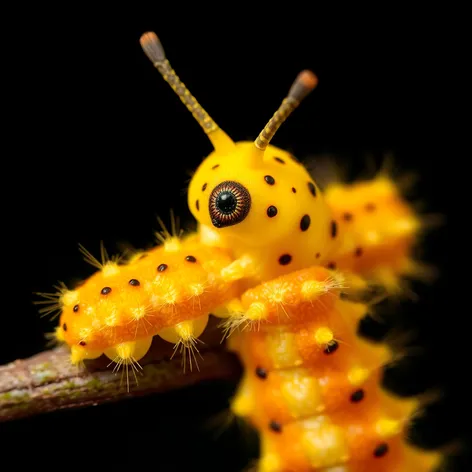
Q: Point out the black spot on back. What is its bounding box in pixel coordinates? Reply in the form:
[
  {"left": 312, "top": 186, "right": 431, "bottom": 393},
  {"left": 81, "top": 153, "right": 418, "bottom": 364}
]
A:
[
  {"left": 300, "top": 214, "right": 311, "bottom": 231},
  {"left": 255, "top": 367, "right": 268, "bottom": 379},
  {"left": 324, "top": 340, "right": 339, "bottom": 354},
  {"left": 308, "top": 182, "right": 316, "bottom": 197},
  {"left": 264, "top": 175, "right": 275, "bottom": 185},
  {"left": 350, "top": 389, "right": 365, "bottom": 402},
  {"left": 331, "top": 220, "right": 338, "bottom": 238},
  {"left": 274, "top": 157, "right": 285, "bottom": 164},
  {"left": 269, "top": 420, "right": 282, "bottom": 433},
  {"left": 267, "top": 206, "right": 278, "bottom": 218},
  {"left": 278, "top": 254, "right": 292, "bottom": 265},
  {"left": 374, "top": 443, "right": 389, "bottom": 458}
]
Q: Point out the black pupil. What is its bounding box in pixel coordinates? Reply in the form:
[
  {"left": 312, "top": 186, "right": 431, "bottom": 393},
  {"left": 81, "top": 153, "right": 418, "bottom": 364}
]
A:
[{"left": 216, "top": 191, "right": 237, "bottom": 214}]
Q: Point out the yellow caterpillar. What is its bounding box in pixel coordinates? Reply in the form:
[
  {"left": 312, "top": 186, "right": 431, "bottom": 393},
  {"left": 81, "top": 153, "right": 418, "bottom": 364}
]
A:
[{"left": 37, "top": 31, "right": 443, "bottom": 471}]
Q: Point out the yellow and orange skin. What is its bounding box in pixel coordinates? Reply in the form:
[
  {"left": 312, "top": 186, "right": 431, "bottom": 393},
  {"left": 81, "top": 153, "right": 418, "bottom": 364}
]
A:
[
  {"left": 51, "top": 139, "right": 438, "bottom": 470},
  {"left": 185, "top": 141, "right": 440, "bottom": 471},
  {"left": 55, "top": 233, "right": 241, "bottom": 365}
]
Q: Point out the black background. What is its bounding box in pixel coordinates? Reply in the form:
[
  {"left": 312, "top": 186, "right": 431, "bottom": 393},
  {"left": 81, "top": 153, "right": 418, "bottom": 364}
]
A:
[{"left": 1, "top": 7, "right": 462, "bottom": 471}]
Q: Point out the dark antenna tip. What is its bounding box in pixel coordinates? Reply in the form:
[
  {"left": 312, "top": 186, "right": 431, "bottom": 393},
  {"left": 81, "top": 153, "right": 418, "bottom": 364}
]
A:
[
  {"left": 140, "top": 31, "right": 166, "bottom": 64},
  {"left": 288, "top": 70, "right": 319, "bottom": 103}
]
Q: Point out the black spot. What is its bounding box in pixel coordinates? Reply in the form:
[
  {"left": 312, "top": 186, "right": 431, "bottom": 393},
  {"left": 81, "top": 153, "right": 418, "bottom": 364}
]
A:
[
  {"left": 62, "top": 323, "right": 67, "bottom": 331},
  {"left": 79, "top": 341, "right": 87, "bottom": 346},
  {"left": 186, "top": 255, "right": 197, "bottom": 263},
  {"left": 327, "top": 262, "right": 337, "bottom": 270},
  {"left": 355, "top": 247, "right": 363, "bottom": 257},
  {"left": 274, "top": 157, "right": 285, "bottom": 164},
  {"left": 195, "top": 199, "right": 200, "bottom": 211},
  {"left": 101, "top": 287, "right": 112, "bottom": 295},
  {"left": 267, "top": 205, "right": 278, "bottom": 217},
  {"left": 264, "top": 175, "right": 275, "bottom": 185},
  {"left": 129, "top": 279, "right": 140, "bottom": 286},
  {"left": 278, "top": 254, "right": 292, "bottom": 265},
  {"left": 255, "top": 367, "right": 268, "bottom": 379},
  {"left": 308, "top": 182, "right": 317, "bottom": 197},
  {"left": 331, "top": 220, "right": 338, "bottom": 238},
  {"left": 350, "top": 389, "right": 365, "bottom": 402},
  {"left": 374, "top": 443, "right": 389, "bottom": 458},
  {"left": 292, "top": 187, "right": 297, "bottom": 193},
  {"left": 324, "top": 340, "right": 339, "bottom": 354},
  {"left": 212, "top": 164, "right": 220, "bottom": 170},
  {"left": 73, "top": 304, "right": 79, "bottom": 313},
  {"left": 202, "top": 183, "right": 207, "bottom": 191},
  {"left": 315, "top": 253, "right": 321, "bottom": 259},
  {"left": 269, "top": 420, "right": 282, "bottom": 433},
  {"left": 300, "top": 214, "right": 311, "bottom": 231},
  {"left": 157, "top": 264, "right": 168, "bottom": 272},
  {"left": 343, "top": 212, "right": 353, "bottom": 221},
  {"left": 365, "top": 202, "right": 376, "bottom": 212}
]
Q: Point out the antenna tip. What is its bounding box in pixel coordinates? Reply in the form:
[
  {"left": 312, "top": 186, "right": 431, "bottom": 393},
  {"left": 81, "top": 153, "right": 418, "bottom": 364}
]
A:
[
  {"left": 288, "top": 70, "right": 319, "bottom": 103},
  {"left": 298, "top": 70, "right": 319, "bottom": 89},
  {"left": 140, "top": 31, "right": 166, "bottom": 64}
]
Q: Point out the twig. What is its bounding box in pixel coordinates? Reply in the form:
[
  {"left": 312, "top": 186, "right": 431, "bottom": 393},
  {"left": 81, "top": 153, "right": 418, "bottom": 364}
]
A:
[{"left": 0, "top": 318, "right": 241, "bottom": 423}]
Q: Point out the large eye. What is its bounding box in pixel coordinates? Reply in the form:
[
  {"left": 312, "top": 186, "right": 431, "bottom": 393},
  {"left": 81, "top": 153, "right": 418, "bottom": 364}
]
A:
[{"left": 209, "top": 181, "right": 251, "bottom": 228}]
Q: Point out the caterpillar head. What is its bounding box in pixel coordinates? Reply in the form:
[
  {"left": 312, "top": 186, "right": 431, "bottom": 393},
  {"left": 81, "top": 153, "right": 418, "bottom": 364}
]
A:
[{"left": 140, "top": 32, "right": 331, "bottom": 248}]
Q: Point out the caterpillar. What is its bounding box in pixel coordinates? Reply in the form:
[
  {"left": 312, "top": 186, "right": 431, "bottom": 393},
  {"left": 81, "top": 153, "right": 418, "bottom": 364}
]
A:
[{"left": 36, "top": 31, "right": 444, "bottom": 471}]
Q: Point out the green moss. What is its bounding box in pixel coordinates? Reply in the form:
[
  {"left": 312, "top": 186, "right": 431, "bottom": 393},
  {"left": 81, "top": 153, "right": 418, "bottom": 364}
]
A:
[
  {"left": 0, "top": 390, "right": 30, "bottom": 403},
  {"left": 86, "top": 378, "right": 105, "bottom": 391}
]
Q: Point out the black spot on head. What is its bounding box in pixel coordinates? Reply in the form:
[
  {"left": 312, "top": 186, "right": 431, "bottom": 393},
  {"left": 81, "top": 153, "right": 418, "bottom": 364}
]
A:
[
  {"left": 365, "top": 202, "right": 376, "bottom": 212},
  {"left": 79, "top": 341, "right": 87, "bottom": 346},
  {"left": 374, "top": 443, "right": 389, "bottom": 458},
  {"left": 274, "top": 157, "right": 285, "bottom": 164},
  {"left": 255, "top": 367, "right": 268, "bottom": 379},
  {"left": 73, "top": 304, "right": 79, "bottom": 313},
  {"left": 278, "top": 254, "right": 292, "bottom": 265},
  {"left": 62, "top": 323, "right": 67, "bottom": 331},
  {"left": 269, "top": 420, "right": 282, "bottom": 433},
  {"left": 300, "top": 214, "right": 311, "bottom": 231},
  {"left": 355, "top": 247, "right": 363, "bottom": 257},
  {"left": 267, "top": 205, "right": 278, "bottom": 218},
  {"left": 202, "top": 183, "right": 207, "bottom": 191},
  {"left": 185, "top": 255, "right": 197, "bottom": 263},
  {"left": 343, "top": 212, "right": 353, "bottom": 221},
  {"left": 308, "top": 182, "right": 317, "bottom": 197},
  {"left": 157, "top": 263, "right": 168, "bottom": 272},
  {"left": 264, "top": 175, "right": 275, "bottom": 185},
  {"left": 315, "top": 253, "right": 321, "bottom": 259},
  {"left": 350, "top": 389, "right": 365, "bottom": 402},
  {"left": 324, "top": 340, "right": 339, "bottom": 354},
  {"left": 331, "top": 220, "right": 338, "bottom": 238},
  {"left": 101, "top": 286, "right": 112, "bottom": 295},
  {"left": 129, "top": 279, "right": 140, "bottom": 286},
  {"left": 139, "top": 253, "right": 148, "bottom": 260},
  {"left": 327, "top": 262, "right": 337, "bottom": 270},
  {"left": 212, "top": 164, "right": 220, "bottom": 170},
  {"left": 292, "top": 187, "right": 297, "bottom": 193},
  {"left": 195, "top": 199, "right": 199, "bottom": 211}
]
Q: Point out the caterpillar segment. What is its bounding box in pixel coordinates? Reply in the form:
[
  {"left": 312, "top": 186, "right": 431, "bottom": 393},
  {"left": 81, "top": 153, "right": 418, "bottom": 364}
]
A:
[
  {"left": 44, "top": 233, "right": 242, "bottom": 370},
  {"left": 226, "top": 275, "right": 441, "bottom": 471}
]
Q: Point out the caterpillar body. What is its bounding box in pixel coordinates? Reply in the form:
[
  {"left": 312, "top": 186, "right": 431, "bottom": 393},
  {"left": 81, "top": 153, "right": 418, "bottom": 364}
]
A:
[{"left": 38, "top": 32, "right": 442, "bottom": 471}]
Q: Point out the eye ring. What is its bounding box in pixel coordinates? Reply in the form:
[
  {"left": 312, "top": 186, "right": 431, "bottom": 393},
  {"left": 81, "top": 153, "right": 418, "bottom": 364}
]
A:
[{"left": 209, "top": 181, "right": 251, "bottom": 228}]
